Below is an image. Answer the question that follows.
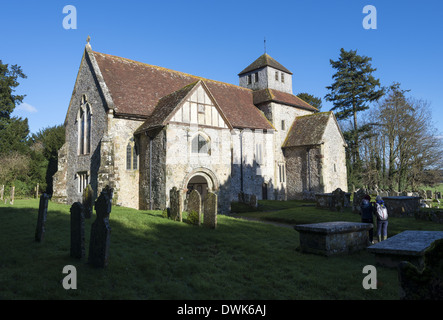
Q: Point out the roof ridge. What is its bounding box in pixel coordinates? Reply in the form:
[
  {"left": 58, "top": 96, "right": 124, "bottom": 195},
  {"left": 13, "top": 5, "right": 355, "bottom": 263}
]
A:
[
  {"left": 238, "top": 53, "right": 292, "bottom": 75},
  {"left": 92, "top": 51, "right": 253, "bottom": 92}
]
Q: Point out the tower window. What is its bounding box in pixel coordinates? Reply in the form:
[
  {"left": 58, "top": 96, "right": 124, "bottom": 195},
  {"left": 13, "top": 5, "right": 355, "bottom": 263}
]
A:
[
  {"left": 275, "top": 71, "right": 279, "bottom": 81},
  {"left": 247, "top": 74, "right": 252, "bottom": 85},
  {"left": 254, "top": 72, "right": 259, "bottom": 83},
  {"left": 281, "top": 73, "right": 285, "bottom": 83},
  {"left": 281, "top": 120, "right": 286, "bottom": 131}
]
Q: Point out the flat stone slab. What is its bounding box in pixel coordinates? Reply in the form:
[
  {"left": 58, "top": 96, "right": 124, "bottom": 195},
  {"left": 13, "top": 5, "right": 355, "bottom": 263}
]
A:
[
  {"left": 294, "top": 221, "right": 373, "bottom": 234},
  {"left": 294, "top": 221, "right": 373, "bottom": 256},
  {"left": 367, "top": 230, "right": 443, "bottom": 268}
]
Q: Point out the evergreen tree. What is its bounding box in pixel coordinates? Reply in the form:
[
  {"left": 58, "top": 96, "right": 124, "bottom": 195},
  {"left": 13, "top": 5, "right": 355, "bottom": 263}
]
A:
[
  {"left": 0, "top": 60, "right": 28, "bottom": 155},
  {"left": 0, "top": 60, "right": 26, "bottom": 120},
  {"left": 296, "top": 92, "right": 322, "bottom": 111},
  {"left": 325, "top": 48, "right": 384, "bottom": 182}
]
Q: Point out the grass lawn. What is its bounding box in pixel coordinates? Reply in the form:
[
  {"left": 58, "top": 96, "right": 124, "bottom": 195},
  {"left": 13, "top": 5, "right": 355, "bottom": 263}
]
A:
[{"left": 0, "top": 198, "right": 441, "bottom": 300}]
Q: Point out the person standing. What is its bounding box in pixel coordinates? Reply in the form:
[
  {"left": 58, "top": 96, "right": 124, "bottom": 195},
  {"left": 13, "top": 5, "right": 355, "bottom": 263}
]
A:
[
  {"left": 375, "top": 195, "right": 389, "bottom": 242},
  {"left": 360, "top": 195, "right": 375, "bottom": 244}
]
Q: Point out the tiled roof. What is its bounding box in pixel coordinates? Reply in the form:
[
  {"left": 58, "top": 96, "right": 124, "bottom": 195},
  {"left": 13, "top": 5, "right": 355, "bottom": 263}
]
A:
[
  {"left": 253, "top": 89, "right": 318, "bottom": 112},
  {"left": 238, "top": 53, "right": 292, "bottom": 75},
  {"left": 134, "top": 81, "right": 200, "bottom": 134},
  {"left": 92, "top": 51, "right": 274, "bottom": 130},
  {"left": 282, "top": 112, "right": 332, "bottom": 148}
]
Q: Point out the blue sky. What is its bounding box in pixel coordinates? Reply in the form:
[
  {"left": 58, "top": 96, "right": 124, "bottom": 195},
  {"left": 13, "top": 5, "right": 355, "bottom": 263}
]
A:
[{"left": 2, "top": 0, "right": 442, "bottom": 135}]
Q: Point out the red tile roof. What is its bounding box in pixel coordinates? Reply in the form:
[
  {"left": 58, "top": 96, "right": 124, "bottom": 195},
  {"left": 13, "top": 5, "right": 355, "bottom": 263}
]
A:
[
  {"left": 253, "top": 89, "right": 318, "bottom": 112},
  {"left": 92, "top": 51, "right": 274, "bottom": 130}
]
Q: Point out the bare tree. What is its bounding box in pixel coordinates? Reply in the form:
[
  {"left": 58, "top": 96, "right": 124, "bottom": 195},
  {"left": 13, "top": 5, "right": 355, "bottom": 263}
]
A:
[{"left": 361, "top": 83, "right": 443, "bottom": 191}]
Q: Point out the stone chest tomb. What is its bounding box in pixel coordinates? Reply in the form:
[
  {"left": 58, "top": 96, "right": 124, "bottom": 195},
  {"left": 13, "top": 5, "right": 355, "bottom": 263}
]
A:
[{"left": 294, "top": 221, "right": 373, "bottom": 256}]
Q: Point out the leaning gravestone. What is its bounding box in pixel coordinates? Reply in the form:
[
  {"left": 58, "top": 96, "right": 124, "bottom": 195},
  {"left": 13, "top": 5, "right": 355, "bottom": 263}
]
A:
[
  {"left": 82, "top": 184, "right": 94, "bottom": 219},
  {"left": 35, "top": 193, "right": 50, "bottom": 242},
  {"left": 70, "top": 202, "right": 85, "bottom": 259},
  {"left": 169, "top": 187, "right": 183, "bottom": 222},
  {"left": 188, "top": 190, "right": 202, "bottom": 226},
  {"left": 203, "top": 192, "right": 217, "bottom": 229},
  {"left": 0, "top": 185, "right": 4, "bottom": 201},
  {"left": 88, "top": 187, "right": 113, "bottom": 268}
]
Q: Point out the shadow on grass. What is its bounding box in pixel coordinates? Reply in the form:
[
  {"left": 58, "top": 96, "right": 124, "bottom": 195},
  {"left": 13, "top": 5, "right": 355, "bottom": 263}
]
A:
[{"left": 0, "top": 200, "right": 400, "bottom": 300}]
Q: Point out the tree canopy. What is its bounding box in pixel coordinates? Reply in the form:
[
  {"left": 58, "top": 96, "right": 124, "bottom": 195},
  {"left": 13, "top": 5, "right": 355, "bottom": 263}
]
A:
[{"left": 296, "top": 92, "right": 323, "bottom": 111}]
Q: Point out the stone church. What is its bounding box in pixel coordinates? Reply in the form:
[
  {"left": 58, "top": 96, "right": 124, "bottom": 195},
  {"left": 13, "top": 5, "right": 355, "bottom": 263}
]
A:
[{"left": 52, "top": 40, "right": 348, "bottom": 213}]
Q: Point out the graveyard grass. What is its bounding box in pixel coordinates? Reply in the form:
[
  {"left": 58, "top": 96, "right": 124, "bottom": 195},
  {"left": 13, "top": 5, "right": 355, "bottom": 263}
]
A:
[{"left": 1, "top": 199, "right": 442, "bottom": 300}]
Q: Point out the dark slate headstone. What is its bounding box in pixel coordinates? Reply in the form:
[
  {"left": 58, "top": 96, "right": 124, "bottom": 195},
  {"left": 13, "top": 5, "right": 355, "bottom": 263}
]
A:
[
  {"left": 35, "top": 193, "right": 50, "bottom": 242},
  {"left": 70, "top": 202, "right": 85, "bottom": 259},
  {"left": 82, "top": 184, "right": 94, "bottom": 219},
  {"left": 88, "top": 187, "right": 113, "bottom": 268}
]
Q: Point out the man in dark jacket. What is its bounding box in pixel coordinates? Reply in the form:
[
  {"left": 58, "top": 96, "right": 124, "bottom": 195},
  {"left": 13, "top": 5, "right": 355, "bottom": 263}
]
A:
[{"left": 360, "top": 195, "right": 375, "bottom": 244}]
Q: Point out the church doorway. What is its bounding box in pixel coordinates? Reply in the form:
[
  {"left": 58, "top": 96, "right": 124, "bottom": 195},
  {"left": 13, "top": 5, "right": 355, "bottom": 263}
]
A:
[
  {"left": 186, "top": 174, "right": 209, "bottom": 200},
  {"left": 183, "top": 168, "right": 219, "bottom": 211}
]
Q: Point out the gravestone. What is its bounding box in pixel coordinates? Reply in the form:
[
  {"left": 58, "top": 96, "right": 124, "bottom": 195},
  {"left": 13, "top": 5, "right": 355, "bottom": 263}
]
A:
[
  {"left": 398, "top": 238, "right": 443, "bottom": 300},
  {"left": 187, "top": 190, "right": 202, "bottom": 226},
  {"left": 418, "top": 189, "right": 426, "bottom": 199},
  {"left": 35, "top": 183, "right": 39, "bottom": 198},
  {"left": 82, "top": 184, "right": 94, "bottom": 219},
  {"left": 249, "top": 194, "right": 258, "bottom": 208},
  {"left": 203, "top": 192, "right": 217, "bottom": 229},
  {"left": 70, "top": 202, "right": 85, "bottom": 259},
  {"left": 169, "top": 187, "right": 183, "bottom": 222},
  {"left": 10, "top": 186, "right": 15, "bottom": 205},
  {"left": 0, "top": 185, "right": 3, "bottom": 201},
  {"left": 331, "top": 188, "right": 346, "bottom": 212},
  {"left": 426, "top": 190, "right": 433, "bottom": 199},
  {"left": 35, "top": 193, "right": 50, "bottom": 242},
  {"left": 88, "top": 187, "right": 113, "bottom": 268}
]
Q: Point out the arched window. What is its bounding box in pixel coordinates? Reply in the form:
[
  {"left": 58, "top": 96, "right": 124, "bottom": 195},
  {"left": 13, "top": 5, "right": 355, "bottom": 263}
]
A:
[
  {"left": 191, "top": 133, "right": 210, "bottom": 154},
  {"left": 126, "top": 138, "right": 138, "bottom": 170},
  {"left": 78, "top": 95, "right": 92, "bottom": 155}
]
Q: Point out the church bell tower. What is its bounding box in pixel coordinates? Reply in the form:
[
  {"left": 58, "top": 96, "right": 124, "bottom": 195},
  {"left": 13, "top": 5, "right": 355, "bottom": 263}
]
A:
[{"left": 238, "top": 53, "right": 293, "bottom": 94}]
